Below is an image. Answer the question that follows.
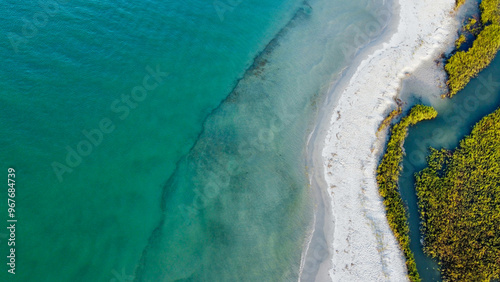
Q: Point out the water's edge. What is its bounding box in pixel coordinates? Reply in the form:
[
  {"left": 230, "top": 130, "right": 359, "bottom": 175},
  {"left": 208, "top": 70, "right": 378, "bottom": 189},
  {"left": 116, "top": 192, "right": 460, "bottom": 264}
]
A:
[{"left": 302, "top": 0, "right": 398, "bottom": 280}]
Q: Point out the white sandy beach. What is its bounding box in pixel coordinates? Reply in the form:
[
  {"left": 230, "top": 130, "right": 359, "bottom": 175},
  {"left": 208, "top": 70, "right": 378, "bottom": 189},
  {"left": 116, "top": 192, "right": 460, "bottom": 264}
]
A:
[{"left": 307, "top": 0, "right": 460, "bottom": 280}]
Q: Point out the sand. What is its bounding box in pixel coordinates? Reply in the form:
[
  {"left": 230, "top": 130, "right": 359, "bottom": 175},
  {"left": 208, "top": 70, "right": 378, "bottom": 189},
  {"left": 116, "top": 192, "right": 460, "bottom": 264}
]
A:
[{"left": 301, "top": 0, "right": 459, "bottom": 281}]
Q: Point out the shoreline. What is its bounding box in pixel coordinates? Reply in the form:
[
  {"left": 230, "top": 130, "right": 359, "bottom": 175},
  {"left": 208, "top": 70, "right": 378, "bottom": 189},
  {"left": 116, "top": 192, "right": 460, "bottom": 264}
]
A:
[
  {"left": 300, "top": 0, "right": 399, "bottom": 280},
  {"left": 302, "top": 0, "right": 458, "bottom": 280}
]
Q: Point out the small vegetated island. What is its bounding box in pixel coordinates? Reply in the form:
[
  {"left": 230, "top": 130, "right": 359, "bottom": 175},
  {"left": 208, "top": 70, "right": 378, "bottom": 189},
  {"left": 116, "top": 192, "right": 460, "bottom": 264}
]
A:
[
  {"left": 416, "top": 108, "right": 500, "bottom": 281},
  {"left": 376, "top": 0, "right": 500, "bottom": 281}
]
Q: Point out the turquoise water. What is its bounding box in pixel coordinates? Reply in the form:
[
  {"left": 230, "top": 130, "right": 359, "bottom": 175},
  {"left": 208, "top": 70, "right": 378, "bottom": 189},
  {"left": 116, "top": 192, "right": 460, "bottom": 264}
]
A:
[
  {"left": 400, "top": 55, "right": 500, "bottom": 281},
  {"left": 0, "top": 0, "right": 390, "bottom": 281}
]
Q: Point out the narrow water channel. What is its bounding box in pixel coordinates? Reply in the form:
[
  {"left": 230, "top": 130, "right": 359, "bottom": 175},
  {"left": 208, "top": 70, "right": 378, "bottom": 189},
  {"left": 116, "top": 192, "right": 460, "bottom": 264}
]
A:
[{"left": 399, "top": 55, "right": 500, "bottom": 281}]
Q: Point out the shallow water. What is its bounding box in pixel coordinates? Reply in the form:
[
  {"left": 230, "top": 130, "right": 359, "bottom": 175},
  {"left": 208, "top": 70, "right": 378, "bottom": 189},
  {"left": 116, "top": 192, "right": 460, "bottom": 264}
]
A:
[
  {"left": 400, "top": 55, "right": 500, "bottom": 281},
  {"left": 1, "top": 0, "right": 390, "bottom": 281}
]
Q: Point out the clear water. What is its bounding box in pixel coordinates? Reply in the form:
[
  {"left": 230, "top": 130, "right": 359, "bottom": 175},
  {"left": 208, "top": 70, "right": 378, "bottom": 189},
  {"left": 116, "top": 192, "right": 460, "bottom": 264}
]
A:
[
  {"left": 0, "top": 0, "right": 390, "bottom": 281},
  {"left": 400, "top": 55, "right": 500, "bottom": 281}
]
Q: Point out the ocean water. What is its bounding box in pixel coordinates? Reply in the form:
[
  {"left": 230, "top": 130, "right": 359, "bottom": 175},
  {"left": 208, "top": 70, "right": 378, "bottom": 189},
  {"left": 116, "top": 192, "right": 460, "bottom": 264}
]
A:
[
  {"left": 1, "top": 0, "right": 390, "bottom": 281},
  {"left": 400, "top": 55, "right": 500, "bottom": 281}
]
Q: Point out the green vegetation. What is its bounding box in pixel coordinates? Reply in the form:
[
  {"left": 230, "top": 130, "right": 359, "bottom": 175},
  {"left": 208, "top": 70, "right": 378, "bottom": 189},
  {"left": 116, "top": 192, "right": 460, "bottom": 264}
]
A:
[
  {"left": 465, "top": 18, "right": 481, "bottom": 34},
  {"left": 377, "top": 105, "right": 438, "bottom": 282},
  {"left": 375, "top": 1, "right": 500, "bottom": 280},
  {"left": 455, "top": 18, "right": 481, "bottom": 51},
  {"left": 377, "top": 106, "right": 402, "bottom": 133},
  {"left": 416, "top": 108, "right": 500, "bottom": 281},
  {"left": 446, "top": 0, "right": 500, "bottom": 97},
  {"left": 456, "top": 0, "right": 466, "bottom": 9},
  {"left": 481, "top": 0, "right": 500, "bottom": 24},
  {"left": 446, "top": 25, "right": 500, "bottom": 96},
  {"left": 454, "top": 34, "right": 466, "bottom": 49},
  {"left": 465, "top": 18, "right": 477, "bottom": 30},
  {"left": 376, "top": 2, "right": 500, "bottom": 279}
]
